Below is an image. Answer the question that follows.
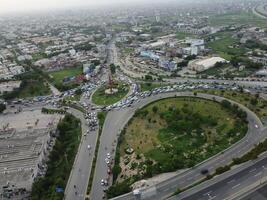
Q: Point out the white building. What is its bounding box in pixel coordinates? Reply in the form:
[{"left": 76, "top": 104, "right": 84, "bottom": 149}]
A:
[{"left": 188, "top": 57, "right": 227, "bottom": 72}]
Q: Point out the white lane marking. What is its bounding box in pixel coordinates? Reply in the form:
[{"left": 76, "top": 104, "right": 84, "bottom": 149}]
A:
[
  {"left": 227, "top": 179, "right": 235, "bottom": 184},
  {"left": 203, "top": 191, "right": 212, "bottom": 196},
  {"left": 232, "top": 184, "right": 241, "bottom": 189},
  {"left": 254, "top": 172, "right": 262, "bottom": 177},
  {"left": 249, "top": 168, "right": 256, "bottom": 173}
]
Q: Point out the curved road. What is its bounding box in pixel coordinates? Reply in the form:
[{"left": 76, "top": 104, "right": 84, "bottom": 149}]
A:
[{"left": 90, "top": 91, "right": 264, "bottom": 200}]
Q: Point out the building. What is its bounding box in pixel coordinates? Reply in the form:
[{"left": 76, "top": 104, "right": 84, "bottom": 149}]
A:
[
  {"left": 83, "top": 63, "right": 94, "bottom": 74},
  {"left": 188, "top": 57, "right": 227, "bottom": 72},
  {"left": 159, "top": 60, "right": 177, "bottom": 71},
  {"left": 145, "top": 40, "right": 167, "bottom": 49},
  {"left": 255, "top": 69, "right": 267, "bottom": 77},
  {"left": 140, "top": 51, "right": 160, "bottom": 61}
]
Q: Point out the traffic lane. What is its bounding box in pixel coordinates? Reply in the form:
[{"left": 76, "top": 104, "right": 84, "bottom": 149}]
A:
[
  {"left": 180, "top": 157, "right": 267, "bottom": 200},
  {"left": 164, "top": 78, "right": 267, "bottom": 88},
  {"left": 241, "top": 183, "right": 267, "bottom": 200},
  {"left": 67, "top": 130, "right": 97, "bottom": 200},
  {"left": 91, "top": 108, "right": 135, "bottom": 200},
  {"left": 157, "top": 126, "right": 267, "bottom": 200},
  {"left": 64, "top": 108, "right": 98, "bottom": 200},
  {"left": 153, "top": 129, "right": 261, "bottom": 199}
]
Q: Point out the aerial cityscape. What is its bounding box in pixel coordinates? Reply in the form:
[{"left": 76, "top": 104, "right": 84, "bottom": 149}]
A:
[{"left": 0, "top": 0, "right": 267, "bottom": 199}]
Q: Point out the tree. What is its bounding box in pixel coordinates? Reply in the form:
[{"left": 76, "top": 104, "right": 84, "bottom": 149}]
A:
[
  {"left": 75, "top": 89, "right": 82, "bottom": 96},
  {"left": 145, "top": 75, "right": 153, "bottom": 81},
  {"left": 0, "top": 103, "right": 6, "bottom": 113},
  {"left": 112, "top": 165, "right": 122, "bottom": 181},
  {"left": 110, "top": 64, "right": 116, "bottom": 74},
  {"left": 152, "top": 106, "right": 158, "bottom": 113}
]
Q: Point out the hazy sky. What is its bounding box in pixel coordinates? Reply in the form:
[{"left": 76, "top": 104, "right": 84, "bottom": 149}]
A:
[{"left": 0, "top": 0, "right": 170, "bottom": 14}]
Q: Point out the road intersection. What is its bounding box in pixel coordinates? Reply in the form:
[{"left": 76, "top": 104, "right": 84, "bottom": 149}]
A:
[{"left": 89, "top": 91, "right": 265, "bottom": 200}]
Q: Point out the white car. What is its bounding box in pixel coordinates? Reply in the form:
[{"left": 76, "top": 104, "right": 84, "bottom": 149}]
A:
[
  {"left": 107, "top": 153, "right": 111, "bottom": 159},
  {"left": 255, "top": 124, "right": 259, "bottom": 129},
  {"left": 105, "top": 158, "right": 110, "bottom": 164},
  {"left": 87, "top": 145, "right": 91, "bottom": 150}
]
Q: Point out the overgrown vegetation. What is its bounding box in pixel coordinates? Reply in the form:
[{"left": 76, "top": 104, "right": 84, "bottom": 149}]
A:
[
  {"left": 31, "top": 114, "right": 81, "bottom": 200},
  {"left": 2, "top": 69, "right": 50, "bottom": 99},
  {"left": 0, "top": 103, "right": 6, "bottom": 113},
  {"left": 107, "top": 97, "right": 248, "bottom": 198}
]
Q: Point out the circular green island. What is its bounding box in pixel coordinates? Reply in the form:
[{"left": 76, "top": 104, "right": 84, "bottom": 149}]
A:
[
  {"left": 92, "top": 82, "right": 129, "bottom": 106},
  {"left": 113, "top": 97, "right": 248, "bottom": 187}
]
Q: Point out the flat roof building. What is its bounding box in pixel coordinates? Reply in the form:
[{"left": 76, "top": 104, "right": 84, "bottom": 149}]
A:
[{"left": 188, "top": 57, "right": 227, "bottom": 72}]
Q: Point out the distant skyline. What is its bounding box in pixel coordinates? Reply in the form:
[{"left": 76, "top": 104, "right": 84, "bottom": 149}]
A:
[
  {"left": 0, "top": 0, "right": 257, "bottom": 14},
  {"left": 0, "top": 0, "right": 180, "bottom": 14}
]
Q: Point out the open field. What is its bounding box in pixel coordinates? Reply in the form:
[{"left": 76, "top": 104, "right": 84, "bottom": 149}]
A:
[
  {"left": 92, "top": 83, "right": 129, "bottom": 106},
  {"left": 49, "top": 67, "right": 82, "bottom": 86},
  {"left": 208, "top": 11, "right": 267, "bottom": 28},
  {"left": 116, "top": 97, "right": 248, "bottom": 184},
  {"left": 207, "top": 32, "right": 246, "bottom": 60},
  {"left": 49, "top": 67, "right": 83, "bottom": 91}
]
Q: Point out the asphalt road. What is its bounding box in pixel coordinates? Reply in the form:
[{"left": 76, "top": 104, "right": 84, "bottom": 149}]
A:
[
  {"left": 90, "top": 91, "right": 264, "bottom": 200},
  {"left": 164, "top": 78, "right": 267, "bottom": 88},
  {"left": 170, "top": 153, "right": 267, "bottom": 200},
  {"left": 64, "top": 108, "right": 98, "bottom": 200},
  {"left": 239, "top": 182, "right": 267, "bottom": 200}
]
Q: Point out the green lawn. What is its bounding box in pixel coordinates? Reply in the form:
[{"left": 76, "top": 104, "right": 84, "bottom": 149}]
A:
[
  {"left": 49, "top": 67, "right": 83, "bottom": 91},
  {"left": 117, "top": 97, "right": 248, "bottom": 181},
  {"left": 49, "top": 67, "right": 83, "bottom": 85},
  {"left": 208, "top": 11, "right": 267, "bottom": 28},
  {"left": 92, "top": 83, "right": 129, "bottom": 106}
]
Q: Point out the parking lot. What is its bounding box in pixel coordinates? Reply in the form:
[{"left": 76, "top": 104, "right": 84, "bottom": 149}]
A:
[{"left": 0, "top": 109, "right": 62, "bottom": 199}]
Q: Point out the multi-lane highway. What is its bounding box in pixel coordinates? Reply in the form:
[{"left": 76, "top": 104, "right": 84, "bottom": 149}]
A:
[
  {"left": 170, "top": 152, "right": 267, "bottom": 200},
  {"left": 88, "top": 91, "right": 265, "bottom": 200}
]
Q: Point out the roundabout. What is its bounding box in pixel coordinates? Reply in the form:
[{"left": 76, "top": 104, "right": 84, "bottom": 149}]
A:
[
  {"left": 91, "top": 91, "right": 263, "bottom": 200},
  {"left": 91, "top": 81, "right": 129, "bottom": 106}
]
